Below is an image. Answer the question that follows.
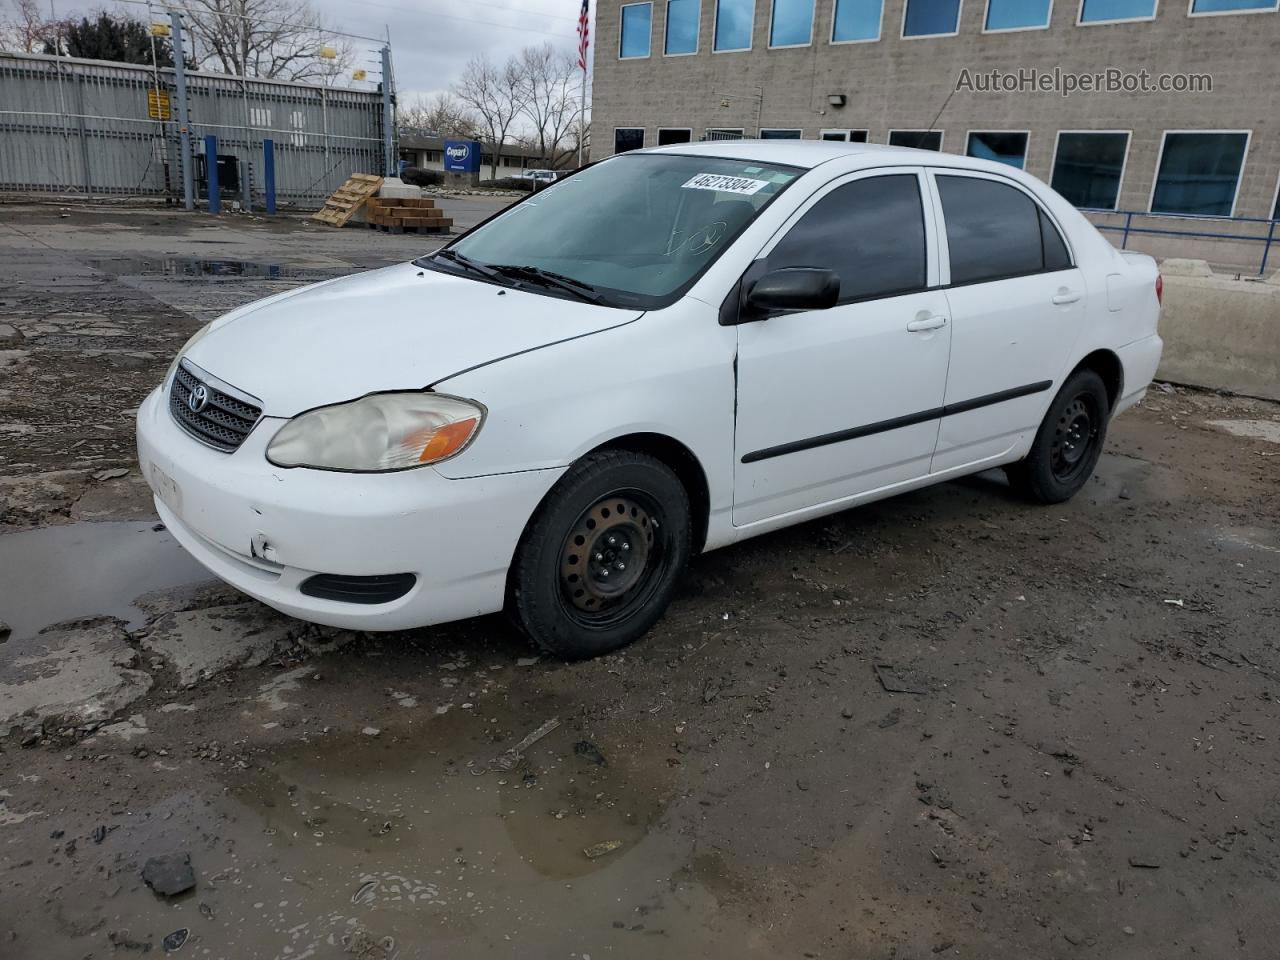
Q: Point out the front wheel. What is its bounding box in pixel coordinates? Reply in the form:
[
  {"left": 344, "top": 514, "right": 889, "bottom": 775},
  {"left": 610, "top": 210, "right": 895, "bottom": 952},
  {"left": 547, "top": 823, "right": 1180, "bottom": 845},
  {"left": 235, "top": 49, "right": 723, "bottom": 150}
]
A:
[
  {"left": 508, "top": 450, "right": 691, "bottom": 660},
  {"left": 1006, "top": 369, "right": 1110, "bottom": 504}
]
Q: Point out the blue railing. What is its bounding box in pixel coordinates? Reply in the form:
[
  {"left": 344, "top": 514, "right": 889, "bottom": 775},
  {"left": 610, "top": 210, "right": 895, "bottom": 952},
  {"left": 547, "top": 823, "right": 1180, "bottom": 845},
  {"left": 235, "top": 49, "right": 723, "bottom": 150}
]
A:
[{"left": 1082, "top": 209, "right": 1279, "bottom": 276}]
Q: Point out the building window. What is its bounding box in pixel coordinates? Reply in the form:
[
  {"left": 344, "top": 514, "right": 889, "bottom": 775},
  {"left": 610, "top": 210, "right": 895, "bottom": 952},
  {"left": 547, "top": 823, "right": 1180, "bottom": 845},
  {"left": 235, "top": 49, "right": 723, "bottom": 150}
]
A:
[
  {"left": 985, "top": 0, "right": 1052, "bottom": 29},
  {"left": 820, "top": 129, "right": 870, "bottom": 141},
  {"left": 714, "top": 0, "right": 755, "bottom": 49},
  {"left": 903, "top": 0, "right": 961, "bottom": 35},
  {"left": 705, "top": 127, "right": 745, "bottom": 140},
  {"left": 966, "top": 131, "right": 1029, "bottom": 168},
  {"left": 614, "top": 128, "right": 646, "bottom": 153},
  {"left": 760, "top": 128, "right": 803, "bottom": 138},
  {"left": 832, "top": 0, "right": 884, "bottom": 40},
  {"left": 1190, "top": 0, "right": 1277, "bottom": 12},
  {"left": 665, "top": 0, "right": 700, "bottom": 53},
  {"left": 1150, "top": 132, "right": 1249, "bottom": 217},
  {"left": 770, "top": 0, "right": 815, "bottom": 45},
  {"left": 620, "top": 2, "right": 653, "bottom": 58},
  {"left": 1050, "top": 132, "right": 1128, "bottom": 210},
  {"left": 1078, "top": 0, "right": 1156, "bottom": 22},
  {"left": 658, "top": 127, "right": 693, "bottom": 144},
  {"left": 889, "top": 130, "right": 943, "bottom": 150}
]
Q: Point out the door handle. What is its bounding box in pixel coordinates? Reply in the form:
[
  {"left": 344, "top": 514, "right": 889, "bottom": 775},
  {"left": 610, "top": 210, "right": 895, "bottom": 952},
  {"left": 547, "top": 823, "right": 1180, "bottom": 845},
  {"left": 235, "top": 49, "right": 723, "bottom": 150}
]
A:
[
  {"left": 1052, "top": 290, "right": 1082, "bottom": 305},
  {"left": 907, "top": 314, "right": 948, "bottom": 333}
]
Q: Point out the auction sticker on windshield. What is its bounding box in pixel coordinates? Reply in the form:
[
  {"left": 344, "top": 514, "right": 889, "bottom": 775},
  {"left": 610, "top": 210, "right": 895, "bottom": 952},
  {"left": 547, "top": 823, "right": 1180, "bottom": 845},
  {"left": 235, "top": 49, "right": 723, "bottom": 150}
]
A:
[{"left": 682, "top": 173, "right": 770, "bottom": 195}]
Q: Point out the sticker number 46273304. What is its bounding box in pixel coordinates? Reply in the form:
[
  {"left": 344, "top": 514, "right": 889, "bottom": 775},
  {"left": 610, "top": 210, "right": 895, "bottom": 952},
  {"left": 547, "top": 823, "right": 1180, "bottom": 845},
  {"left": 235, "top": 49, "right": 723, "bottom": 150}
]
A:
[{"left": 682, "top": 173, "right": 769, "bottom": 195}]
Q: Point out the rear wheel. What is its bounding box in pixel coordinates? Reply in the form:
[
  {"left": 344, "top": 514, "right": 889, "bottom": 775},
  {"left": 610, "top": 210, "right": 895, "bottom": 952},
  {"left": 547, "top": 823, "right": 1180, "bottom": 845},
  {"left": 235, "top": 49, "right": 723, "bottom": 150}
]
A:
[
  {"left": 1006, "top": 369, "right": 1110, "bottom": 504},
  {"left": 508, "top": 450, "right": 691, "bottom": 660}
]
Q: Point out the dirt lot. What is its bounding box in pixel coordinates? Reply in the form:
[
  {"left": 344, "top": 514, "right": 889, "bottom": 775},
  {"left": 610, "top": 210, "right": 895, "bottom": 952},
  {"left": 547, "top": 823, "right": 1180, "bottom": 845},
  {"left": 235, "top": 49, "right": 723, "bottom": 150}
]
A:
[{"left": 1, "top": 203, "right": 1279, "bottom": 960}]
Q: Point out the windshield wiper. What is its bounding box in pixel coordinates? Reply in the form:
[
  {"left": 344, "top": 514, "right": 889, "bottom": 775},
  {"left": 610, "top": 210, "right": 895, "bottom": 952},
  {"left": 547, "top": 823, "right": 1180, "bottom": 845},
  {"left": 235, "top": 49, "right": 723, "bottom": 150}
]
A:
[
  {"left": 429, "top": 248, "right": 508, "bottom": 283},
  {"left": 490, "top": 264, "right": 606, "bottom": 304}
]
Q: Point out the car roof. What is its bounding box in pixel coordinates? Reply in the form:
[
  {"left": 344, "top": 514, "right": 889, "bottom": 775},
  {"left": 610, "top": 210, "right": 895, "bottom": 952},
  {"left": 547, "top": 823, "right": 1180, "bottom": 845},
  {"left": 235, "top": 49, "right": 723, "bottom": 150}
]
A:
[{"left": 642, "top": 139, "right": 1001, "bottom": 174}]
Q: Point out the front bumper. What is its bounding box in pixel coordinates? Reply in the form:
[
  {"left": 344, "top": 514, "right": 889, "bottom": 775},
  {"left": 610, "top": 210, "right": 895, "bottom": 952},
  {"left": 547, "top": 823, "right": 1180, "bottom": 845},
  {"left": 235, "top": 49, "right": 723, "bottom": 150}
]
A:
[{"left": 136, "top": 387, "right": 564, "bottom": 631}]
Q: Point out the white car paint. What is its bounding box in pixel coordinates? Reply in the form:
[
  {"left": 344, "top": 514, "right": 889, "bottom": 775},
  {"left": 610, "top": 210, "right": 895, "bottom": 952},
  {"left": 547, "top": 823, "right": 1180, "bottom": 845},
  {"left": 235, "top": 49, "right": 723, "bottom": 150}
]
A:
[{"left": 136, "top": 140, "right": 1162, "bottom": 632}]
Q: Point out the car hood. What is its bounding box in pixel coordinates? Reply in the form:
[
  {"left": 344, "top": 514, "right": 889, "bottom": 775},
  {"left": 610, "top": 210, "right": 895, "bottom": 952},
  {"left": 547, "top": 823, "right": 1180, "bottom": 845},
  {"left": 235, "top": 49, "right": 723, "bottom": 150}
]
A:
[{"left": 184, "top": 262, "right": 642, "bottom": 417}]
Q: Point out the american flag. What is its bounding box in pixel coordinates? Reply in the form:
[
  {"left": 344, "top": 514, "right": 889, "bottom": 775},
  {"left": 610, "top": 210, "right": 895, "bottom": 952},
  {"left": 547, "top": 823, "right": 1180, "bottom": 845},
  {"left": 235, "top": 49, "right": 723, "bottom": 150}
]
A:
[{"left": 576, "top": 0, "right": 590, "bottom": 71}]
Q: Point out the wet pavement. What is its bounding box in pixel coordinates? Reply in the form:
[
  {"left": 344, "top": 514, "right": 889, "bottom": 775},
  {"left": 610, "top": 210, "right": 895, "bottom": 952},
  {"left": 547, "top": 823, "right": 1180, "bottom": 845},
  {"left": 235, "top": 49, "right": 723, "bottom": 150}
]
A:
[{"left": 2, "top": 203, "right": 1280, "bottom": 959}]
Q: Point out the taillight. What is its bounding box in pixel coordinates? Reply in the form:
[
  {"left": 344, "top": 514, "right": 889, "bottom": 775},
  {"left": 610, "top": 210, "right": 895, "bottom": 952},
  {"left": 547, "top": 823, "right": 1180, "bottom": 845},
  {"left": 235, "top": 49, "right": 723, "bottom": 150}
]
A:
[{"left": 1155, "top": 274, "right": 1163, "bottom": 305}]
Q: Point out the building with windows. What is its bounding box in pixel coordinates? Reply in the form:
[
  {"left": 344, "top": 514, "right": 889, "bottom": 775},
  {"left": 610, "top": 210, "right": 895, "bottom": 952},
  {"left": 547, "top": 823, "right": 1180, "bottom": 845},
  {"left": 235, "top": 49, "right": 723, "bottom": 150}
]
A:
[{"left": 592, "top": 0, "right": 1280, "bottom": 262}]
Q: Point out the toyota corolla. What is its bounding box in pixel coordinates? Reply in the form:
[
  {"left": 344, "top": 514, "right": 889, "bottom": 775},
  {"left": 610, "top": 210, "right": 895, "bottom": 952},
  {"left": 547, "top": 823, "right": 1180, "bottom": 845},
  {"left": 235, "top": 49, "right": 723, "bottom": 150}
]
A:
[{"left": 136, "top": 141, "right": 1163, "bottom": 659}]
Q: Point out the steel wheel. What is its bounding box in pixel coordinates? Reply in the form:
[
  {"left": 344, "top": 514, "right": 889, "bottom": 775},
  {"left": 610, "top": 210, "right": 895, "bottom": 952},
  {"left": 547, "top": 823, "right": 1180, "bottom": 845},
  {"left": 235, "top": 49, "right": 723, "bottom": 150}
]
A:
[
  {"left": 1049, "top": 393, "right": 1100, "bottom": 482},
  {"left": 557, "top": 491, "right": 668, "bottom": 628}
]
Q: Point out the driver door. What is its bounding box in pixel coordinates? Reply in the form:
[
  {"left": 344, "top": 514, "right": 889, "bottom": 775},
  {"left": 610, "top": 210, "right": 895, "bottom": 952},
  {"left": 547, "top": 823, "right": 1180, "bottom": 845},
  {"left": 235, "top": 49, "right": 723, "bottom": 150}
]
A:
[{"left": 732, "top": 168, "right": 952, "bottom": 526}]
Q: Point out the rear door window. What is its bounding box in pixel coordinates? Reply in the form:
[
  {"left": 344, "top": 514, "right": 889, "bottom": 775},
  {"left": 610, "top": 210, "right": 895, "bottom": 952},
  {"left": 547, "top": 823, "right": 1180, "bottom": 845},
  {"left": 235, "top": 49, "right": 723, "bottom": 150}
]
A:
[
  {"left": 767, "top": 174, "right": 928, "bottom": 302},
  {"left": 937, "top": 175, "right": 1071, "bottom": 285}
]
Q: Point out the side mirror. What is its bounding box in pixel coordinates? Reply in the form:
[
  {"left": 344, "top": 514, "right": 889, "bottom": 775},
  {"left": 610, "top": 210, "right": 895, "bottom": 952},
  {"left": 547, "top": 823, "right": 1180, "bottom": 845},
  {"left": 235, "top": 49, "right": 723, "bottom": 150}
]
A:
[{"left": 744, "top": 267, "right": 840, "bottom": 317}]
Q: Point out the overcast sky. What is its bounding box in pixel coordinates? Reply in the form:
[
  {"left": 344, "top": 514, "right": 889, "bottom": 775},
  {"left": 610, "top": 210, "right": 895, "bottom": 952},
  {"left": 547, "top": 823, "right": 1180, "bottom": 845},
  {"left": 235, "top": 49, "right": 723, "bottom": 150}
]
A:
[{"left": 47, "top": 0, "right": 591, "bottom": 100}]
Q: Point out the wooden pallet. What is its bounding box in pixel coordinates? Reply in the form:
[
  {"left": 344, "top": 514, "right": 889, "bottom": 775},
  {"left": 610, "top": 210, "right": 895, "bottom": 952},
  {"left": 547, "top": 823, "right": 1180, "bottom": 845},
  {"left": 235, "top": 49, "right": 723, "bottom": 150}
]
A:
[
  {"left": 311, "top": 173, "right": 384, "bottom": 227},
  {"left": 366, "top": 197, "right": 453, "bottom": 234}
]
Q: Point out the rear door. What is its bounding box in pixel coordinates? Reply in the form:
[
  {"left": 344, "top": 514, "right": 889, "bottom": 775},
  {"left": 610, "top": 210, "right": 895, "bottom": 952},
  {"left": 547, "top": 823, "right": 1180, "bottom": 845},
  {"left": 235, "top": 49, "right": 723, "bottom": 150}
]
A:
[
  {"left": 927, "top": 171, "right": 1086, "bottom": 473},
  {"left": 732, "top": 168, "right": 952, "bottom": 526}
]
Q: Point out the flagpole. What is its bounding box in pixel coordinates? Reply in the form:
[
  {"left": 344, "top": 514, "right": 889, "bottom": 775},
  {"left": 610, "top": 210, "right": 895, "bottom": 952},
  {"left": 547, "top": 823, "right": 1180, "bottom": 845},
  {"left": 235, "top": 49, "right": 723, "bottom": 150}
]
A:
[{"left": 577, "top": 0, "right": 588, "bottom": 169}]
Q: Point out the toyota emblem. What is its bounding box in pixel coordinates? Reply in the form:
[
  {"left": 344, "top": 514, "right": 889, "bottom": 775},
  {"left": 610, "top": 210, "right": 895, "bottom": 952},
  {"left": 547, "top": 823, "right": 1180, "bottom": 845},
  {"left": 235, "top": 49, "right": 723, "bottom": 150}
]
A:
[{"left": 188, "top": 384, "right": 209, "bottom": 413}]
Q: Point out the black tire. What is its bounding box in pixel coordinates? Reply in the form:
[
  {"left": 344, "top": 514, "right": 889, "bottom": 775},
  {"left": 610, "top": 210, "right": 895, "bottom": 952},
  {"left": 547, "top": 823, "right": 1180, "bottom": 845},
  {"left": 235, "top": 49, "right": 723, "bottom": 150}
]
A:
[
  {"left": 508, "top": 450, "right": 691, "bottom": 660},
  {"left": 1005, "top": 369, "right": 1110, "bottom": 505}
]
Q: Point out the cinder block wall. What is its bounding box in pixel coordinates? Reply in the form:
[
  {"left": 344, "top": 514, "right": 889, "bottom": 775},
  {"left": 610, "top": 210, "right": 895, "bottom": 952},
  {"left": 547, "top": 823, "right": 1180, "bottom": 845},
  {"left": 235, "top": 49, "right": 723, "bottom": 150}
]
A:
[{"left": 592, "top": 0, "right": 1280, "bottom": 220}]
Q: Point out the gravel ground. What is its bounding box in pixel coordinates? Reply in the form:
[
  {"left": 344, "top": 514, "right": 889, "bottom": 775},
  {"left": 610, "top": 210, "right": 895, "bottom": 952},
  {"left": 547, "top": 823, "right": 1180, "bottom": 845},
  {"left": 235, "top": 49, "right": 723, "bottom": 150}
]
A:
[{"left": 1, "top": 203, "right": 1278, "bottom": 960}]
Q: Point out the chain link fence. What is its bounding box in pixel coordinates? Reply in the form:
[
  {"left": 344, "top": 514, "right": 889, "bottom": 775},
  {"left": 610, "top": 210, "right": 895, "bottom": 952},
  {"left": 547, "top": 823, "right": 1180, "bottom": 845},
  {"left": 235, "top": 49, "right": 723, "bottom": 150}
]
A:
[{"left": 0, "top": 50, "right": 391, "bottom": 208}]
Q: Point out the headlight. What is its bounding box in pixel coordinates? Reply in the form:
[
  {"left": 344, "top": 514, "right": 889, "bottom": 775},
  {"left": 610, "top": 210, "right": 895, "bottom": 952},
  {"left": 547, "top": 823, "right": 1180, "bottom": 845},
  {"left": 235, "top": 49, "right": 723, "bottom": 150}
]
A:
[
  {"left": 164, "top": 322, "right": 212, "bottom": 386},
  {"left": 266, "top": 393, "right": 484, "bottom": 472}
]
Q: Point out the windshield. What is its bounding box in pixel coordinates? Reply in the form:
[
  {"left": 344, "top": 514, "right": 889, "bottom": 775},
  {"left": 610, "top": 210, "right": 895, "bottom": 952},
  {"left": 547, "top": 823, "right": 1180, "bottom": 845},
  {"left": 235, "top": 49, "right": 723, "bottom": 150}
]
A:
[{"left": 429, "top": 153, "right": 802, "bottom": 308}]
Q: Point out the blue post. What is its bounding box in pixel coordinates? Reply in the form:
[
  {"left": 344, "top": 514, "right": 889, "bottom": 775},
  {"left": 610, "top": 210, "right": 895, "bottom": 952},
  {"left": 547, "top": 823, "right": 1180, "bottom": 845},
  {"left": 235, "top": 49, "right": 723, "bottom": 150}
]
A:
[
  {"left": 1261, "top": 219, "right": 1276, "bottom": 277},
  {"left": 263, "top": 139, "right": 277, "bottom": 214},
  {"left": 1121, "top": 211, "right": 1132, "bottom": 249},
  {"left": 204, "top": 135, "right": 220, "bottom": 214}
]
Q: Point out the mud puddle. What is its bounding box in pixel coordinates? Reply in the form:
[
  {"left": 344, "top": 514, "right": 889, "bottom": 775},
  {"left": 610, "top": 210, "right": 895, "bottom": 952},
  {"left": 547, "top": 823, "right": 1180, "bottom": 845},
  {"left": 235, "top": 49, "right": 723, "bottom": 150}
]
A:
[
  {"left": 7, "top": 704, "right": 758, "bottom": 959},
  {"left": 86, "top": 256, "right": 333, "bottom": 281},
  {"left": 0, "top": 521, "right": 210, "bottom": 644}
]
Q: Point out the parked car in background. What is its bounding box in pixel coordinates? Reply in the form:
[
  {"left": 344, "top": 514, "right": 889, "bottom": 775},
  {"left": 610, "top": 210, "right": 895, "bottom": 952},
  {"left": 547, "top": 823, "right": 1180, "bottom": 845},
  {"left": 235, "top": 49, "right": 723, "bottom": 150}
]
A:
[
  {"left": 138, "top": 141, "right": 1162, "bottom": 660},
  {"left": 521, "top": 169, "right": 561, "bottom": 185}
]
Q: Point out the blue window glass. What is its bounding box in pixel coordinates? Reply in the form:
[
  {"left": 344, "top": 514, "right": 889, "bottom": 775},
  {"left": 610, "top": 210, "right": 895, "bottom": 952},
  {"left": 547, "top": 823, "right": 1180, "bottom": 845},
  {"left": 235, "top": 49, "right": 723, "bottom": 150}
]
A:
[
  {"left": 714, "top": 0, "right": 754, "bottom": 49},
  {"left": 614, "top": 128, "right": 645, "bottom": 153},
  {"left": 1079, "top": 0, "right": 1156, "bottom": 21},
  {"left": 665, "top": 0, "right": 700, "bottom": 53},
  {"left": 770, "top": 0, "right": 814, "bottom": 44},
  {"left": 1151, "top": 133, "right": 1248, "bottom": 217},
  {"left": 1050, "top": 132, "right": 1128, "bottom": 209},
  {"left": 1192, "top": 0, "right": 1275, "bottom": 10},
  {"left": 967, "top": 131, "right": 1028, "bottom": 168},
  {"left": 903, "top": 0, "right": 961, "bottom": 34},
  {"left": 832, "top": 0, "right": 883, "bottom": 39},
  {"left": 760, "top": 128, "right": 803, "bottom": 138},
  {"left": 985, "top": 0, "right": 1051, "bottom": 28},
  {"left": 620, "top": 3, "right": 653, "bottom": 58}
]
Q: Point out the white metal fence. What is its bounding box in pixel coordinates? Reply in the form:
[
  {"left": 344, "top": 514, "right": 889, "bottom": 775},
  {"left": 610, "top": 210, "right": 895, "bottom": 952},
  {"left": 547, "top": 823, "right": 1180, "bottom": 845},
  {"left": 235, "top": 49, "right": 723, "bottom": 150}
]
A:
[{"left": 0, "top": 51, "right": 391, "bottom": 206}]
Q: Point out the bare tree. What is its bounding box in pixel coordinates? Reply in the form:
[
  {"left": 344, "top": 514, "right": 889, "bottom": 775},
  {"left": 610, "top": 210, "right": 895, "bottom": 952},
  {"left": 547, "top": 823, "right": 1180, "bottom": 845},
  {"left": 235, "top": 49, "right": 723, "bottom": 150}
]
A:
[
  {"left": 176, "top": 0, "right": 353, "bottom": 82},
  {"left": 399, "top": 91, "right": 480, "bottom": 139},
  {"left": 1, "top": 0, "right": 53, "bottom": 52},
  {"left": 516, "top": 44, "right": 580, "bottom": 169},
  {"left": 452, "top": 54, "right": 525, "bottom": 180}
]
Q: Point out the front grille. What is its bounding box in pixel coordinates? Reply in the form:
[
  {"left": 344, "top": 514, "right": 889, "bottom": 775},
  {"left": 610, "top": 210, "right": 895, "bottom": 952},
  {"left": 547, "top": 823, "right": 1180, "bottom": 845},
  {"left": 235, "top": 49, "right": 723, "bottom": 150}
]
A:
[{"left": 169, "top": 361, "right": 262, "bottom": 452}]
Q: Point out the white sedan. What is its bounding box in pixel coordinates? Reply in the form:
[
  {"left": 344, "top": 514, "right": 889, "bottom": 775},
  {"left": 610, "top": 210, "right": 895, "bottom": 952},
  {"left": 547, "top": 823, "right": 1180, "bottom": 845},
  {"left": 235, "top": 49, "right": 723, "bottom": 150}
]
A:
[{"left": 137, "top": 141, "right": 1163, "bottom": 659}]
